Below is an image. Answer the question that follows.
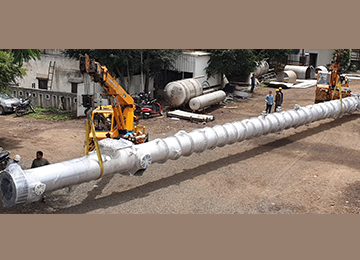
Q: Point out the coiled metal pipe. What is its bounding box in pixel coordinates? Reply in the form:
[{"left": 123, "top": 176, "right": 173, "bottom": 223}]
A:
[{"left": 1, "top": 96, "right": 359, "bottom": 207}]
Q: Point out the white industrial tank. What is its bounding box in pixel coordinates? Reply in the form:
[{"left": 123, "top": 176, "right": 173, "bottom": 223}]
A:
[
  {"left": 253, "top": 60, "right": 269, "bottom": 77},
  {"left": 164, "top": 78, "right": 203, "bottom": 107},
  {"left": 189, "top": 90, "right": 226, "bottom": 111}
]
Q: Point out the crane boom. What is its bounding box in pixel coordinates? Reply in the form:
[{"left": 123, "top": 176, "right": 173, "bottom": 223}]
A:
[{"left": 79, "top": 54, "right": 148, "bottom": 150}]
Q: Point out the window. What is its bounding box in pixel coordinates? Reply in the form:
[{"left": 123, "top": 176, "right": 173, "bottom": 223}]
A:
[
  {"left": 38, "top": 79, "right": 48, "bottom": 90},
  {"left": 71, "top": 83, "right": 78, "bottom": 94}
]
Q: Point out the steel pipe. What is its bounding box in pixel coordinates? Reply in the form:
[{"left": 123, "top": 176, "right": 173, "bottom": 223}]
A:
[
  {"left": 189, "top": 90, "right": 226, "bottom": 111},
  {"left": 1, "top": 96, "right": 360, "bottom": 207}
]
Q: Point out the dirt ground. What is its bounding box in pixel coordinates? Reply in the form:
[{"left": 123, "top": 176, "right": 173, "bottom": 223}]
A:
[{"left": 1, "top": 80, "right": 360, "bottom": 214}]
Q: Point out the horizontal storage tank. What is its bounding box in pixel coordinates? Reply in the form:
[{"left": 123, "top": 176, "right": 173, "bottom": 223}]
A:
[
  {"left": 189, "top": 90, "right": 226, "bottom": 111},
  {"left": 164, "top": 78, "right": 203, "bottom": 107},
  {"left": 284, "top": 65, "right": 312, "bottom": 79},
  {"left": 253, "top": 60, "right": 269, "bottom": 77}
]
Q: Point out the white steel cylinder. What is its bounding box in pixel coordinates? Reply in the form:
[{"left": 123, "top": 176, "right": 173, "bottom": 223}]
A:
[
  {"left": 164, "top": 78, "right": 203, "bottom": 107},
  {"left": 276, "top": 70, "right": 297, "bottom": 83},
  {"left": 1, "top": 95, "right": 359, "bottom": 207},
  {"left": 284, "top": 65, "right": 311, "bottom": 79},
  {"left": 189, "top": 90, "right": 226, "bottom": 111},
  {"left": 254, "top": 60, "right": 270, "bottom": 77}
]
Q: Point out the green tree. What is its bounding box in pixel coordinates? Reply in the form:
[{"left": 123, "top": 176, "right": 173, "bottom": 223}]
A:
[
  {"left": 142, "top": 49, "right": 182, "bottom": 92},
  {"left": 204, "top": 49, "right": 293, "bottom": 81},
  {"left": 253, "top": 49, "right": 292, "bottom": 62},
  {"left": 204, "top": 49, "right": 257, "bottom": 80},
  {"left": 0, "top": 51, "right": 26, "bottom": 93},
  {"left": 64, "top": 49, "right": 182, "bottom": 92},
  {"left": 1, "top": 49, "right": 41, "bottom": 66},
  {"left": 332, "top": 49, "right": 351, "bottom": 71}
]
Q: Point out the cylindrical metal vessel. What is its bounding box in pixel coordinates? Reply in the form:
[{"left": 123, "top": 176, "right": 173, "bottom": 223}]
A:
[
  {"left": 164, "top": 78, "right": 203, "bottom": 107},
  {"left": 253, "top": 60, "right": 270, "bottom": 77},
  {"left": 189, "top": 90, "right": 226, "bottom": 111},
  {"left": 1, "top": 95, "right": 359, "bottom": 207},
  {"left": 276, "top": 70, "right": 297, "bottom": 83},
  {"left": 284, "top": 65, "right": 312, "bottom": 79}
]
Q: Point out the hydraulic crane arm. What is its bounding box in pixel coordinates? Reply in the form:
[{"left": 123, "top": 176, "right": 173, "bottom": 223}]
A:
[
  {"left": 329, "top": 50, "right": 344, "bottom": 89},
  {"left": 79, "top": 54, "right": 136, "bottom": 132}
]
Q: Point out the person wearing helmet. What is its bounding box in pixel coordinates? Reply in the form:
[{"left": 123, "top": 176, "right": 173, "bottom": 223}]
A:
[
  {"left": 8, "top": 154, "right": 21, "bottom": 165},
  {"left": 7, "top": 154, "right": 21, "bottom": 170},
  {"left": 278, "top": 87, "right": 284, "bottom": 105},
  {"left": 274, "top": 89, "right": 282, "bottom": 112}
]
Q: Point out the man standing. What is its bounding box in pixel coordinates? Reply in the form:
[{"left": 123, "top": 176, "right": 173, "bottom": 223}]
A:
[
  {"left": 250, "top": 74, "right": 256, "bottom": 93},
  {"left": 265, "top": 91, "right": 274, "bottom": 114},
  {"left": 279, "top": 87, "right": 284, "bottom": 106},
  {"left": 274, "top": 89, "right": 282, "bottom": 112},
  {"left": 31, "top": 151, "right": 50, "bottom": 168}
]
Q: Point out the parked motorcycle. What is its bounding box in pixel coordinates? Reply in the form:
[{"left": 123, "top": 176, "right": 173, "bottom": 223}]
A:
[
  {"left": 14, "top": 98, "right": 36, "bottom": 116},
  {"left": 140, "top": 98, "right": 163, "bottom": 119},
  {"left": 0, "top": 147, "right": 10, "bottom": 171},
  {"left": 132, "top": 91, "right": 163, "bottom": 119}
]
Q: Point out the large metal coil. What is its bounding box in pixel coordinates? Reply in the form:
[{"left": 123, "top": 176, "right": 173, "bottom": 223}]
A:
[{"left": 1, "top": 96, "right": 359, "bottom": 207}]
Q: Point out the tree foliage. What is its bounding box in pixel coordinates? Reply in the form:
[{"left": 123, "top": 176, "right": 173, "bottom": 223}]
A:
[
  {"left": 332, "top": 49, "right": 351, "bottom": 71},
  {"left": 0, "top": 51, "right": 26, "bottom": 93},
  {"left": 204, "top": 49, "right": 257, "bottom": 79},
  {"left": 204, "top": 49, "right": 292, "bottom": 80},
  {"left": 64, "top": 49, "right": 182, "bottom": 91},
  {"left": 253, "top": 49, "right": 292, "bottom": 62},
  {"left": 1, "top": 49, "right": 41, "bottom": 66}
]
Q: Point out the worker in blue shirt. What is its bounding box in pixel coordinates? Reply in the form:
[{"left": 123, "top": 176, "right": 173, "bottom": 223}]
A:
[{"left": 265, "top": 90, "right": 274, "bottom": 114}]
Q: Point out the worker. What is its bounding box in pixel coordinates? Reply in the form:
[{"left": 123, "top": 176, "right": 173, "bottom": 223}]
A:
[
  {"left": 265, "top": 91, "right": 274, "bottom": 114},
  {"left": 274, "top": 89, "right": 282, "bottom": 112},
  {"left": 31, "top": 151, "right": 50, "bottom": 168},
  {"left": 279, "top": 87, "right": 284, "bottom": 105},
  {"left": 8, "top": 154, "right": 21, "bottom": 166},
  {"left": 250, "top": 74, "right": 256, "bottom": 93}
]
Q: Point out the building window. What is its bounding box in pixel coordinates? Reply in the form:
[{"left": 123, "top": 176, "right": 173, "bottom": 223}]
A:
[
  {"left": 71, "top": 83, "right": 78, "bottom": 94},
  {"left": 38, "top": 79, "right": 48, "bottom": 90}
]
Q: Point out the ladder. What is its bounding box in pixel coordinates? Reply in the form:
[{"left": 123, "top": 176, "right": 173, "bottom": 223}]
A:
[{"left": 47, "top": 61, "right": 56, "bottom": 90}]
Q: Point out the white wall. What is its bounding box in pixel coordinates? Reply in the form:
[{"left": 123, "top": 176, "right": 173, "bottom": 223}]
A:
[
  {"left": 121, "top": 75, "right": 154, "bottom": 96},
  {"left": 173, "top": 52, "right": 223, "bottom": 88},
  {"left": 194, "top": 55, "right": 222, "bottom": 88},
  {"left": 304, "top": 49, "right": 334, "bottom": 67},
  {"left": 17, "top": 52, "right": 82, "bottom": 93}
]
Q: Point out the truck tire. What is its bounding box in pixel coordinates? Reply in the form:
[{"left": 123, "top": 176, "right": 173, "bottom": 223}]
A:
[{"left": 0, "top": 106, "right": 5, "bottom": 115}]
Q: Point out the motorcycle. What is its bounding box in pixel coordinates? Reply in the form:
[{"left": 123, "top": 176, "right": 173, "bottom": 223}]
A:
[
  {"left": 140, "top": 98, "right": 163, "bottom": 119},
  {"left": 0, "top": 147, "right": 10, "bottom": 171},
  {"left": 132, "top": 91, "right": 163, "bottom": 119},
  {"left": 14, "top": 98, "right": 36, "bottom": 116}
]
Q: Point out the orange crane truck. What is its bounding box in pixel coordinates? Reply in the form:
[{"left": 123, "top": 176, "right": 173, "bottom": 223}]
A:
[
  {"left": 79, "top": 54, "right": 148, "bottom": 151},
  {"left": 315, "top": 50, "right": 351, "bottom": 103}
]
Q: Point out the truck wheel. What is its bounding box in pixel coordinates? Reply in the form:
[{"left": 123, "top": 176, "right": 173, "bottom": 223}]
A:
[{"left": 0, "top": 106, "right": 5, "bottom": 115}]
